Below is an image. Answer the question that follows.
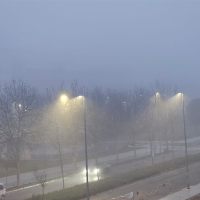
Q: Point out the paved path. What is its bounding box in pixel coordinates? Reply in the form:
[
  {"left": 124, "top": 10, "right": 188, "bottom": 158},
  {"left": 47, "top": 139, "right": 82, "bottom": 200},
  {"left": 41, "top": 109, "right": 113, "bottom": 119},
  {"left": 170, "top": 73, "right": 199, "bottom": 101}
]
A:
[{"left": 159, "top": 183, "right": 200, "bottom": 200}]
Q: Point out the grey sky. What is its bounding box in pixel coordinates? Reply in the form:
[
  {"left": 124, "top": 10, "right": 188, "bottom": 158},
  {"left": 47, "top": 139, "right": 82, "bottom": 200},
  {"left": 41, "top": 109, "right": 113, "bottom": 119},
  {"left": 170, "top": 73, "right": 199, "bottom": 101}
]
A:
[{"left": 0, "top": 1, "right": 200, "bottom": 97}]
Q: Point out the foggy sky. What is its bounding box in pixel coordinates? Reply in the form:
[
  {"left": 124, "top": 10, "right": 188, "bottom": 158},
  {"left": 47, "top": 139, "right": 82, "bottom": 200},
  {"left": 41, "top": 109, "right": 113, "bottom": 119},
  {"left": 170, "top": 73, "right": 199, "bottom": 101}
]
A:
[{"left": 0, "top": 1, "right": 200, "bottom": 97}]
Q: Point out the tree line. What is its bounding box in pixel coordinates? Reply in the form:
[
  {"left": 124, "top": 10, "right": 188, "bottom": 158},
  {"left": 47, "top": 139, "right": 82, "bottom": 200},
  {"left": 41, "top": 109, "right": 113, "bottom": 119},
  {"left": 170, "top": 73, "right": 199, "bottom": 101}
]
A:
[{"left": 0, "top": 80, "right": 197, "bottom": 188}]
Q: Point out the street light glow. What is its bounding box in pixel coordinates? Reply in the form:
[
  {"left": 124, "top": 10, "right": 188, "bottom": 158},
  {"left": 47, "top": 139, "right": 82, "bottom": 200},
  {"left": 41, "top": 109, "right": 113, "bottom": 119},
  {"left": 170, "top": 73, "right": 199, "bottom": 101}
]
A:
[
  {"left": 60, "top": 95, "right": 68, "bottom": 102},
  {"left": 155, "top": 93, "right": 160, "bottom": 98},
  {"left": 155, "top": 93, "right": 160, "bottom": 100}
]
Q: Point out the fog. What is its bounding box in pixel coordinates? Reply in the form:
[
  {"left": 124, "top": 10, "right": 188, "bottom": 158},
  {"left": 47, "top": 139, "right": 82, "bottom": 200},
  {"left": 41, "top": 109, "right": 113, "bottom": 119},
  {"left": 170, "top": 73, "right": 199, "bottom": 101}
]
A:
[
  {"left": 1, "top": 1, "right": 200, "bottom": 199},
  {"left": 1, "top": 1, "right": 200, "bottom": 97}
]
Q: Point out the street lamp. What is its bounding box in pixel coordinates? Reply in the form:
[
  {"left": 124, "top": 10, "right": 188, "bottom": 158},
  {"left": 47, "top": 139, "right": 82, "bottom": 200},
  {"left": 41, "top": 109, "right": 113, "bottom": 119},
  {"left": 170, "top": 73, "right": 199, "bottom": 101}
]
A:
[
  {"left": 60, "top": 94, "right": 90, "bottom": 198},
  {"left": 79, "top": 96, "right": 90, "bottom": 200},
  {"left": 180, "top": 93, "right": 190, "bottom": 189},
  {"left": 59, "top": 94, "right": 69, "bottom": 189},
  {"left": 60, "top": 95, "right": 68, "bottom": 103},
  {"left": 151, "top": 93, "right": 159, "bottom": 165}
]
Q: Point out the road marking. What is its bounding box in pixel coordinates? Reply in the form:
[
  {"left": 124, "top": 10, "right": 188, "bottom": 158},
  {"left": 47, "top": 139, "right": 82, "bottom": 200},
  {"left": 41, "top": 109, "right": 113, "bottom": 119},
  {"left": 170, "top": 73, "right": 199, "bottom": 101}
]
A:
[{"left": 7, "top": 176, "right": 69, "bottom": 193}]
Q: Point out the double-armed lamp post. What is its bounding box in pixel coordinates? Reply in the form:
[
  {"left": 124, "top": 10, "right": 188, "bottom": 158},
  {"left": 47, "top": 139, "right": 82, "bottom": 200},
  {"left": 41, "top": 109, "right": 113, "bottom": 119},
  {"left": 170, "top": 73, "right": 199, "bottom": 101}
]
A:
[
  {"left": 180, "top": 93, "right": 190, "bottom": 189},
  {"left": 60, "top": 95, "right": 90, "bottom": 199},
  {"left": 151, "top": 92, "right": 190, "bottom": 189},
  {"left": 82, "top": 95, "right": 90, "bottom": 200}
]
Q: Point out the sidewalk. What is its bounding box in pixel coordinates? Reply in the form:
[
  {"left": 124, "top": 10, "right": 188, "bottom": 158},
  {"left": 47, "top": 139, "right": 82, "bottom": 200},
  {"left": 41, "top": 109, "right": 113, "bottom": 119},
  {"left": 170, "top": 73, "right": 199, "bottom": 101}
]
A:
[{"left": 159, "top": 183, "right": 200, "bottom": 200}]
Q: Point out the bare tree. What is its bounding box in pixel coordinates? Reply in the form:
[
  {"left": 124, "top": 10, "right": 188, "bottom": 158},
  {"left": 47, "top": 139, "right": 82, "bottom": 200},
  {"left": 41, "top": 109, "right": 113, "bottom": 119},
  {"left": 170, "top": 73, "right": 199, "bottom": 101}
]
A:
[
  {"left": 87, "top": 87, "right": 107, "bottom": 179},
  {"left": 68, "top": 81, "right": 83, "bottom": 173},
  {"left": 48, "top": 121, "right": 65, "bottom": 189},
  {"left": 149, "top": 81, "right": 178, "bottom": 163},
  {"left": 187, "top": 98, "right": 200, "bottom": 134},
  {"left": 1, "top": 158, "right": 10, "bottom": 188},
  {"left": 130, "top": 87, "right": 150, "bottom": 158},
  {"left": 43, "top": 87, "right": 68, "bottom": 189},
  {"left": 0, "top": 80, "right": 42, "bottom": 187},
  {"left": 153, "top": 81, "right": 178, "bottom": 150},
  {"left": 104, "top": 89, "right": 126, "bottom": 163},
  {"left": 33, "top": 164, "right": 47, "bottom": 200}
]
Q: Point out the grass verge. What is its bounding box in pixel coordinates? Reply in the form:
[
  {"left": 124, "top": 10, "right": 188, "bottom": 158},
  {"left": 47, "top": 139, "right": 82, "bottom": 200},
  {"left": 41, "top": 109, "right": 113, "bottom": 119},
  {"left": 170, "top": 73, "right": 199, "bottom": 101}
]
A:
[{"left": 27, "top": 153, "right": 200, "bottom": 200}]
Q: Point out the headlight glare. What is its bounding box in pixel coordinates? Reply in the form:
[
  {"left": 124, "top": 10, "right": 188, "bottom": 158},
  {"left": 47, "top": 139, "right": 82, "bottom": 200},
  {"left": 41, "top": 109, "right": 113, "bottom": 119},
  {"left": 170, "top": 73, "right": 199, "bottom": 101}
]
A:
[{"left": 94, "top": 169, "right": 99, "bottom": 173}]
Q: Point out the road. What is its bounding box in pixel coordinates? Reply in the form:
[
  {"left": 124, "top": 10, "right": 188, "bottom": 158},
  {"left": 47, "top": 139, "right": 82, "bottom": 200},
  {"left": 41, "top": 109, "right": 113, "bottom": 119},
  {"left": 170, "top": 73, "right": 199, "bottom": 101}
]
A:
[
  {"left": 5, "top": 146, "right": 200, "bottom": 200},
  {"left": 2, "top": 137, "right": 200, "bottom": 189},
  {"left": 0, "top": 143, "right": 166, "bottom": 188}
]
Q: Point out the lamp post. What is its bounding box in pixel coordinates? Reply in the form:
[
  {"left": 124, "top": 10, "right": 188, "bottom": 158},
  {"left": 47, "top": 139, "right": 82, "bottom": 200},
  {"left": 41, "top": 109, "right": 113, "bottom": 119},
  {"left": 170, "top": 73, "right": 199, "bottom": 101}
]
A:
[
  {"left": 59, "top": 94, "right": 69, "bottom": 189},
  {"left": 182, "top": 93, "right": 190, "bottom": 189},
  {"left": 151, "top": 93, "right": 159, "bottom": 165},
  {"left": 60, "top": 94, "right": 90, "bottom": 196},
  {"left": 82, "top": 96, "right": 90, "bottom": 200}
]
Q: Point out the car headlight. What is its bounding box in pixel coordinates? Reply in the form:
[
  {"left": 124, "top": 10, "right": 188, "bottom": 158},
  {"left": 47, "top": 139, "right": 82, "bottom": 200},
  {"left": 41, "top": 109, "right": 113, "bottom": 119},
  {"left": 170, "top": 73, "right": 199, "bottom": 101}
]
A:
[
  {"left": 94, "top": 169, "right": 99, "bottom": 173},
  {"left": 83, "top": 169, "right": 89, "bottom": 173}
]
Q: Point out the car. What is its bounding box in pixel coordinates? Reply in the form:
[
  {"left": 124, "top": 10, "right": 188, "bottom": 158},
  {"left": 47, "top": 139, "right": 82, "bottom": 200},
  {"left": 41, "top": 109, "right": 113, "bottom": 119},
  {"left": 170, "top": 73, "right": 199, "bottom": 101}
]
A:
[
  {"left": 0, "top": 183, "right": 6, "bottom": 200},
  {"left": 82, "top": 163, "right": 111, "bottom": 176},
  {"left": 99, "top": 163, "right": 111, "bottom": 174},
  {"left": 82, "top": 167, "right": 99, "bottom": 176}
]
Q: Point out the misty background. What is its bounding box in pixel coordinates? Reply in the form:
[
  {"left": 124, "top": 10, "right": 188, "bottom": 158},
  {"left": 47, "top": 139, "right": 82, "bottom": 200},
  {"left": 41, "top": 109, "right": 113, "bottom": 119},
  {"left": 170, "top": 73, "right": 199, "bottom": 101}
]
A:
[
  {"left": 0, "top": 1, "right": 200, "bottom": 96},
  {"left": 1, "top": 1, "right": 200, "bottom": 196}
]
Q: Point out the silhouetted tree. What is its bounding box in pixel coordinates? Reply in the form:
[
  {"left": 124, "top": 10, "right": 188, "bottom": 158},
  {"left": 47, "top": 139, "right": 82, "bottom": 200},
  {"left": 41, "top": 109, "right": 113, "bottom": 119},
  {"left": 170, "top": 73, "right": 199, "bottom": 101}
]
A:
[{"left": 0, "top": 80, "right": 42, "bottom": 187}]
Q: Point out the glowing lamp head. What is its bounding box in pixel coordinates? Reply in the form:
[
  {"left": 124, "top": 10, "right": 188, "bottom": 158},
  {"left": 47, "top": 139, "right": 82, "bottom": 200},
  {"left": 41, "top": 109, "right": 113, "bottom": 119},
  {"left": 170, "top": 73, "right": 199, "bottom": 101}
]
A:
[{"left": 60, "top": 95, "right": 68, "bottom": 102}]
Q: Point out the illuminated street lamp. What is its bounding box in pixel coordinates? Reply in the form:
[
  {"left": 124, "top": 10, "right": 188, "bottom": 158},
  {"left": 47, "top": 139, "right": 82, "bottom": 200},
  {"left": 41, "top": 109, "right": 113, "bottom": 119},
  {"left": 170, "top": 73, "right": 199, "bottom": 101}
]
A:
[
  {"left": 79, "top": 96, "right": 90, "bottom": 200},
  {"left": 60, "top": 95, "right": 68, "bottom": 103},
  {"left": 59, "top": 94, "right": 90, "bottom": 198},
  {"left": 151, "top": 93, "right": 159, "bottom": 165},
  {"left": 156, "top": 92, "right": 159, "bottom": 97},
  {"left": 180, "top": 93, "right": 190, "bottom": 189},
  {"left": 75, "top": 96, "right": 90, "bottom": 199},
  {"left": 58, "top": 94, "right": 69, "bottom": 189}
]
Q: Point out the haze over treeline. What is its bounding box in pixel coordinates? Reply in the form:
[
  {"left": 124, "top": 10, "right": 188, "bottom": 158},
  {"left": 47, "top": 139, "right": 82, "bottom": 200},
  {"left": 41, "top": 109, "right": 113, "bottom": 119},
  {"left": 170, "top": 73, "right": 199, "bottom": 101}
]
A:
[{"left": 1, "top": 1, "right": 200, "bottom": 97}]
